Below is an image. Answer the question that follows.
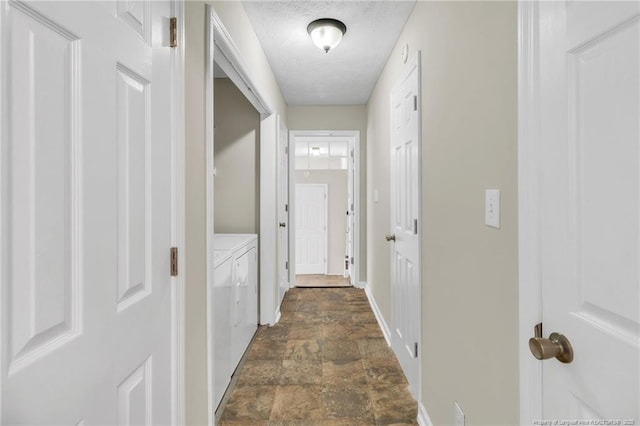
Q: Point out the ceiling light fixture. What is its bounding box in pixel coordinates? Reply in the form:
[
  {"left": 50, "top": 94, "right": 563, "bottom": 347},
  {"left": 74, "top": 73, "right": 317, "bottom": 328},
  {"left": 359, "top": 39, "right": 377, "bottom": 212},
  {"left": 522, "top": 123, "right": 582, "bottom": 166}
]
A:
[
  {"left": 311, "top": 146, "right": 321, "bottom": 156},
  {"left": 307, "top": 18, "right": 347, "bottom": 53}
]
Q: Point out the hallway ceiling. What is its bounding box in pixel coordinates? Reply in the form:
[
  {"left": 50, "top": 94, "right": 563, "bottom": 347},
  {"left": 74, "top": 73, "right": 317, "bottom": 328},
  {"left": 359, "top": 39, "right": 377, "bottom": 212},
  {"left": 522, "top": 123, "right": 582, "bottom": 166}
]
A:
[{"left": 242, "top": 1, "right": 415, "bottom": 106}]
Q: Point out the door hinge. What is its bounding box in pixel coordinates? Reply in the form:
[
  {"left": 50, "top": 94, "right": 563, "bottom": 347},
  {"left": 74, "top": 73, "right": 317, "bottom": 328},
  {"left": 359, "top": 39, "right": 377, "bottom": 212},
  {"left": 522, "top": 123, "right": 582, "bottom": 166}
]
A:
[
  {"left": 285, "top": 146, "right": 289, "bottom": 155},
  {"left": 534, "top": 322, "right": 543, "bottom": 338},
  {"left": 169, "top": 17, "right": 177, "bottom": 48},
  {"left": 285, "top": 204, "right": 288, "bottom": 212},
  {"left": 413, "top": 95, "right": 418, "bottom": 111},
  {"left": 351, "top": 257, "right": 354, "bottom": 265},
  {"left": 413, "top": 219, "right": 418, "bottom": 234},
  {"left": 350, "top": 150, "right": 355, "bottom": 158},
  {"left": 285, "top": 261, "right": 289, "bottom": 270},
  {"left": 170, "top": 247, "right": 178, "bottom": 276},
  {"left": 414, "top": 342, "right": 418, "bottom": 358}
]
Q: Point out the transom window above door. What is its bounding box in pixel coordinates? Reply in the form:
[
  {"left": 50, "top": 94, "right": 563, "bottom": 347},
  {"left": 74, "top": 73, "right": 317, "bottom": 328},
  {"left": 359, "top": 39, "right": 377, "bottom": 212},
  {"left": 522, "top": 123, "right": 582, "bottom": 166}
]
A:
[{"left": 295, "top": 138, "right": 349, "bottom": 170}]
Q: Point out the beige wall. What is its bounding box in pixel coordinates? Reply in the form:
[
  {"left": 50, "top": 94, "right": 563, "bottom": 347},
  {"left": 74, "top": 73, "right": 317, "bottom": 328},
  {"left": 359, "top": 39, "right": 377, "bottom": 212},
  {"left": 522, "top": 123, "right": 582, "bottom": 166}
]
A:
[
  {"left": 214, "top": 78, "right": 260, "bottom": 234},
  {"left": 185, "top": 2, "right": 287, "bottom": 424},
  {"left": 287, "top": 106, "right": 367, "bottom": 281},
  {"left": 366, "top": 2, "right": 519, "bottom": 425},
  {"left": 295, "top": 170, "right": 348, "bottom": 275}
]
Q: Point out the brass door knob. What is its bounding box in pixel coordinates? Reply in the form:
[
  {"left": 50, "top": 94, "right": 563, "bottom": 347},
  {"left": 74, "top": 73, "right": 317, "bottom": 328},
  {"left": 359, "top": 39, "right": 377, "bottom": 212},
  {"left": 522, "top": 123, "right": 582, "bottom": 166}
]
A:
[
  {"left": 385, "top": 234, "right": 396, "bottom": 242},
  {"left": 529, "top": 332, "right": 573, "bottom": 363}
]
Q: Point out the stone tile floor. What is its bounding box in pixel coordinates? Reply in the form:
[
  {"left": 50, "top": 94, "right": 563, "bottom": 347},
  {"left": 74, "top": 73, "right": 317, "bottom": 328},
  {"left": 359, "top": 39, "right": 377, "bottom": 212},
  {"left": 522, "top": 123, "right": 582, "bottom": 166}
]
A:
[
  {"left": 295, "top": 274, "right": 350, "bottom": 288},
  {"left": 217, "top": 287, "right": 418, "bottom": 425}
]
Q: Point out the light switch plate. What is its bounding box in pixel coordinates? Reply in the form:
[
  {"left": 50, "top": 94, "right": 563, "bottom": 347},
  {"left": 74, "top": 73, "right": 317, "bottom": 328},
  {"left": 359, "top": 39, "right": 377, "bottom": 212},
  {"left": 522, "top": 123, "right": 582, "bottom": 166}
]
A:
[
  {"left": 485, "top": 189, "right": 500, "bottom": 228},
  {"left": 454, "top": 401, "right": 465, "bottom": 426},
  {"left": 374, "top": 189, "right": 379, "bottom": 203}
]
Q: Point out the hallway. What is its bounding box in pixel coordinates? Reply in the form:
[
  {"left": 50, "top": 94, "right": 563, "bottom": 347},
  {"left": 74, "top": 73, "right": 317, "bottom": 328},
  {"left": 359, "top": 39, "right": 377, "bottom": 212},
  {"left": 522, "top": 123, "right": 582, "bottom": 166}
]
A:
[{"left": 218, "top": 288, "right": 417, "bottom": 425}]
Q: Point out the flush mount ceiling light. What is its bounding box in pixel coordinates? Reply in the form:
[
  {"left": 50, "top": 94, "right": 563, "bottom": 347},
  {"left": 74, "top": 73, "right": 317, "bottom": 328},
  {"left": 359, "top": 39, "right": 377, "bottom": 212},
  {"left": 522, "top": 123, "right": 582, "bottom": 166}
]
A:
[{"left": 307, "top": 18, "right": 347, "bottom": 53}]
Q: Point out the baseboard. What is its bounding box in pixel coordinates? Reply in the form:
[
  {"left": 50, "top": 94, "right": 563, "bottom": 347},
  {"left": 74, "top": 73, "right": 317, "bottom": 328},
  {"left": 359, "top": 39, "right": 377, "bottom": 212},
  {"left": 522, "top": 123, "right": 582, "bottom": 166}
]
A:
[
  {"left": 363, "top": 283, "right": 391, "bottom": 346},
  {"left": 273, "top": 308, "right": 281, "bottom": 325},
  {"left": 417, "top": 401, "right": 433, "bottom": 426},
  {"left": 356, "top": 281, "right": 367, "bottom": 289}
]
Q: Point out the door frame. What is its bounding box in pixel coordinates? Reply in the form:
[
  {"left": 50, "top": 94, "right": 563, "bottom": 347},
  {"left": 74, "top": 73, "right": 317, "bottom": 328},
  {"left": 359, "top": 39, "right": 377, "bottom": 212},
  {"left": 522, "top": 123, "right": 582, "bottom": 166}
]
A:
[
  {"left": 205, "top": 6, "right": 275, "bottom": 424},
  {"left": 518, "top": 1, "right": 543, "bottom": 423},
  {"left": 276, "top": 115, "right": 289, "bottom": 302},
  {"left": 289, "top": 130, "right": 361, "bottom": 287},
  {"left": 295, "top": 183, "right": 329, "bottom": 275},
  {"left": 170, "top": 1, "right": 186, "bottom": 424}
]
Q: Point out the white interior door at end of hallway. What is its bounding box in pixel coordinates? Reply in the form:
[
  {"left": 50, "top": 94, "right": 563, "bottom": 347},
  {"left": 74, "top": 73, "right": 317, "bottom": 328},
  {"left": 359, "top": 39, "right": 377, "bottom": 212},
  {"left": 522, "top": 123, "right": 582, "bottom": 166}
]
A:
[
  {"left": 533, "top": 1, "right": 639, "bottom": 420},
  {"left": 389, "top": 52, "right": 421, "bottom": 398},
  {"left": 277, "top": 116, "right": 289, "bottom": 303},
  {"left": 295, "top": 184, "right": 327, "bottom": 275},
  {"left": 1, "top": 1, "right": 174, "bottom": 424}
]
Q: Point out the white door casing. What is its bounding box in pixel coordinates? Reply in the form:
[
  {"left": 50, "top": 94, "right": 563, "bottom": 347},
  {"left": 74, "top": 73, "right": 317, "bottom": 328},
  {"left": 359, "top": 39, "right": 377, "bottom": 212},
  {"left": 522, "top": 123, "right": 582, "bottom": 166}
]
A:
[
  {"left": 347, "top": 147, "right": 355, "bottom": 282},
  {"left": 277, "top": 115, "right": 289, "bottom": 303},
  {"left": 1, "top": 1, "right": 175, "bottom": 424},
  {"left": 519, "top": 0, "right": 639, "bottom": 422},
  {"left": 295, "top": 184, "right": 327, "bottom": 275},
  {"left": 389, "top": 52, "right": 421, "bottom": 399}
]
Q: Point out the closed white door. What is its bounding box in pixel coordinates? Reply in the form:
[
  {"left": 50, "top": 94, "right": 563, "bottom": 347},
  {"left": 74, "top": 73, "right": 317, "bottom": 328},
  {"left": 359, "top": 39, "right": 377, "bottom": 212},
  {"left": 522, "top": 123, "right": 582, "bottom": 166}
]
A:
[
  {"left": 295, "top": 184, "right": 327, "bottom": 275},
  {"left": 535, "top": 0, "right": 639, "bottom": 419},
  {"left": 389, "top": 53, "right": 421, "bottom": 398},
  {"left": 277, "top": 116, "right": 289, "bottom": 302},
  {"left": 1, "top": 1, "right": 174, "bottom": 424},
  {"left": 346, "top": 147, "right": 355, "bottom": 282}
]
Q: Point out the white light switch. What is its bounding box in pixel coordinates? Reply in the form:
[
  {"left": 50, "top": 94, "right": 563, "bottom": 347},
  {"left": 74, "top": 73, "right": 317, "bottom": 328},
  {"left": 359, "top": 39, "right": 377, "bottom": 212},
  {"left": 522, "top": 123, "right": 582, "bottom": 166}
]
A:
[
  {"left": 374, "top": 189, "right": 379, "bottom": 203},
  {"left": 485, "top": 189, "right": 500, "bottom": 229}
]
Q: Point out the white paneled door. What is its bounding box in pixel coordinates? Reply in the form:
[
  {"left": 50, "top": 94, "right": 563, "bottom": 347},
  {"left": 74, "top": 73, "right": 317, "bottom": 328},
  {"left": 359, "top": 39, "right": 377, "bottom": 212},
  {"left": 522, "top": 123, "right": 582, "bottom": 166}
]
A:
[
  {"left": 277, "top": 116, "right": 289, "bottom": 303},
  {"left": 390, "top": 53, "right": 421, "bottom": 398},
  {"left": 295, "top": 184, "right": 327, "bottom": 275},
  {"left": 1, "top": 1, "right": 174, "bottom": 424},
  {"left": 535, "top": 1, "right": 639, "bottom": 419}
]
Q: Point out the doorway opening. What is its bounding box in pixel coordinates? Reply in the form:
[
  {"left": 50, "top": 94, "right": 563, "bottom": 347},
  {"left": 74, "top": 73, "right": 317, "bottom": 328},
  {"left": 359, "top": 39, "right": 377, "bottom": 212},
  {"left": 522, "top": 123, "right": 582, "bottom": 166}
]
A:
[{"left": 289, "top": 131, "right": 361, "bottom": 288}]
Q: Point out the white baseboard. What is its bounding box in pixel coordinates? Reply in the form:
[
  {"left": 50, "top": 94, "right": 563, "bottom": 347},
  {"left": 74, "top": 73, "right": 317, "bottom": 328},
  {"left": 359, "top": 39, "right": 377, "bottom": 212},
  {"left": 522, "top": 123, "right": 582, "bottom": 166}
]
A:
[
  {"left": 363, "top": 283, "right": 391, "bottom": 346},
  {"left": 273, "top": 309, "right": 281, "bottom": 326},
  {"left": 417, "top": 401, "right": 433, "bottom": 426}
]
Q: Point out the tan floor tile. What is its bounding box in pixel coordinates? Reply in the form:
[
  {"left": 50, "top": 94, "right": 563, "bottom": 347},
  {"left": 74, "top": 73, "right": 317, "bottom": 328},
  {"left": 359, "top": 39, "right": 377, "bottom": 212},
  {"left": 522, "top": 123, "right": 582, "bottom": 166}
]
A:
[
  {"left": 247, "top": 339, "right": 288, "bottom": 360},
  {"left": 352, "top": 311, "right": 378, "bottom": 324},
  {"left": 350, "top": 323, "right": 384, "bottom": 339},
  {"left": 270, "top": 385, "right": 324, "bottom": 420},
  {"left": 285, "top": 340, "right": 323, "bottom": 360},
  {"left": 281, "top": 360, "right": 322, "bottom": 385},
  {"left": 369, "top": 384, "right": 417, "bottom": 421},
  {"left": 319, "top": 420, "right": 377, "bottom": 426},
  {"left": 357, "top": 339, "right": 394, "bottom": 359},
  {"left": 322, "top": 340, "right": 361, "bottom": 361},
  {"left": 363, "top": 359, "right": 408, "bottom": 385},
  {"left": 219, "top": 420, "right": 269, "bottom": 426},
  {"left": 220, "top": 385, "right": 276, "bottom": 421},
  {"left": 288, "top": 324, "right": 324, "bottom": 340},
  {"left": 255, "top": 324, "right": 289, "bottom": 341},
  {"left": 323, "top": 323, "right": 356, "bottom": 340},
  {"left": 236, "top": 360, "right": 282, "bottom": 386},
  {"left": 219, "top": 288, "right": 417, "bottom": 424},
  {"left": 322, "top": 310, "right": 353, "bottom": 324},
  {"left": 322, "top": 385, "right": 375, "bottom": 420},
  {"left": 375, "top": 420, "right": 418, "bottom": 425},
  {"left": 322, "top": 360, "right": 367, "bottom": 386}
]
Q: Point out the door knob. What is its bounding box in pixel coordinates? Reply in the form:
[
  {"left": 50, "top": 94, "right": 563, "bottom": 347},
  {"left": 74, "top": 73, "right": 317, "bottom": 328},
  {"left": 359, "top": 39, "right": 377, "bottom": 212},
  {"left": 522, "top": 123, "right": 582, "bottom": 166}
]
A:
[
  {"left": 385, "top": 234, "right": 396, "bottom": 242},
  {"left": 279, "top": 222, "right": 286, "bottom": 228},
  {"left": 529, "top": 332, "right": 573, "bottom": 363}
]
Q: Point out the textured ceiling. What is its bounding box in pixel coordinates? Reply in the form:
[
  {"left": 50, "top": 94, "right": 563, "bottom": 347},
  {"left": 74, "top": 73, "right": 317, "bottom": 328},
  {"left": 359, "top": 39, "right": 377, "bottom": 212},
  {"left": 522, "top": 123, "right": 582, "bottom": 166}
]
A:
[{"left": 242, "top": 1, "right": 415, "bottom": 105}]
